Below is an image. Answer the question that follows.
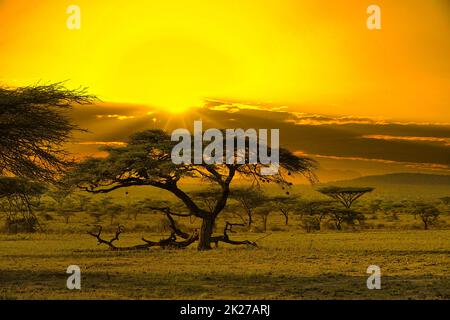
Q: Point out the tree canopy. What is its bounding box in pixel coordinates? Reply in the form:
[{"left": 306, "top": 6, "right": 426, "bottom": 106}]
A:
[
  {"left": 317, "top": 186, "right": 374, "bottom": 209},
  {"left": 0, "top": 176, "right": 47, "bottom": 233},
  {"left": 69, "top": 129, "right": 318, "bottom": 250},
  {"left": 0, "top": 83, "right": 95, "bottom": 181}
]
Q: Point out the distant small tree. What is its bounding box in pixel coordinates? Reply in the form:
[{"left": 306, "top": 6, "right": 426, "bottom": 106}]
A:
[
  {"left": 440, "top": 197, "right": 450, "bottom": 206},
  {"left": 106, "top": 204, "right": 124, "bottom": 225},
  {"left": 75, "top": 194, "right": 91, "bottom": 211},
  {"left": 0, "top": 177, "right": 46, "bottom": 233},
  {"left": 298, "top": 200, "right": 335, "bottom": 231},
  {"left": 318, "top": 186, "right": 374, "bottom": 209},
  {"left": 368, "top": 199, "right": 383, "bottom": 214},
  {"left": 86, "top": 201, "right": 105, "bottom": 223},
  {"left": 269, "top": 196, "right": 298, "bottom": 225},
  {"left": 57, "top": 198, "right": 77, "bottom": 224},
  {"left": 230, "top": 187, "right": 269, "bottom": 229},
  {"left": 222, "top": 203, "right": 248, "bottom": 225},
  {"left": 255, "top": 206, "right": 272, "bottom": 232},
  {"left": 327, "top": 208, "right": 365, "bottom": 231},
  {"left": 409, "top": 202, "right": 440, "bottom": 230},
  {"left": 300, "top": 215, "right": 321, "bottom": 233},
  {"left": 47, "top": 185, "right": 73, "bottom": 207},
  {"left": 381, "top": 201, "right": 410, "bottom": 221},
  {"left": 97, "top": 196, "right": 119, "bottom": 223}
]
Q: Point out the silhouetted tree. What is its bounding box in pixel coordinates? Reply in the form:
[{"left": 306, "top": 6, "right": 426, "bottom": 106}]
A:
[
  {"left": 328, "top": 208, "right": 365, "bottom": 230},
  {"left": 230, "top": 187, "right": 269, "bottom": 229},
  {"left": 69, "top": 130, "right": 317, "bottom": 250},
  {"left": 318, "top": 186, "right": 374, "bottom": 209},
  {"left": 0, "top": 177, "right": 46, "bottom": 233},
  {"left": 0, "top": 83, "right": 95, "bottom": 181},
  {"left": 298, "top": 200, "right": 335, "bottom": 230},
  {"left": 408, "top": 202, "right": 440, "bottom": 230},
  {"left": 86, "top": 202, "right": 105, "bottom": 223},
  {"left": 255, "top": 206, "right": 272, "bottom": 232},
  {"left": 368, "top": 199, "right": 383, "bottom": 214},
  {"left": 75, "top": 194, "right": 91, "bottom": 211},
  {"left": 106, "top": 204, "right": 124, "bottom": 225},
  {"left": 57, "top": 198, "right": 78, "bottom": 224},
  {"left": 440, "top": 197, "right": 450, "bottom": 206},
  {"left": 269, "top": 195, "right": 298, "bottom": 225}
]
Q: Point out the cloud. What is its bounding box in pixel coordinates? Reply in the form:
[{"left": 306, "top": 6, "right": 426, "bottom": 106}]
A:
[
  {"left": 68, "top": 101, "right": 450, "bottom": 179},
  {"left": 296, "top": 152, "right": 450, "bottom": 173},
  {"left": 203, "top": 99, "right": 289, "bottom": 113},
  {"left": 362, "top": 135, "right": 450, "bottom": 146},
  {"left": 96, "top": 114, "right": 136, "bottom": 120},
  {"left": 76, "top": 141, "right": 127, "bottom": 146},
  {"left": 287, "top": 113, "right": 386, "bottom": 125}
]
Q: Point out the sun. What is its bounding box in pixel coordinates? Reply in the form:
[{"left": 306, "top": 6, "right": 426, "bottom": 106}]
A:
[{"left": 156, "top": 96, "right": 204, "bottom": 114}]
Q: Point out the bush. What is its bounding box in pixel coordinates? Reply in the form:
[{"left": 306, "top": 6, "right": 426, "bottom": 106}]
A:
[
  {"left": 4, "top": 216, "right": 39, "bottom": 233},
  {"left": 300, "top": 215, "right": 321, "bottom": 233}
]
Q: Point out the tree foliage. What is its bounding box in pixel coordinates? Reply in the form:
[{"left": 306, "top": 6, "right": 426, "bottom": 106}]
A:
[
  {"left": 230, "top": 187, "right": 269, "bottom": 229},
  {"left": 317, "top": 186, "right": 374, "bottom": 209},
  {"left": 69, "top": 129, "right": 318, "bottom": 250},
  {"left": 0, "top": 83, "right": 95, "bottom": 181},
  {"left": 0, "top": 177, "right": 46, "bottom": 233},
  {"left": 408, "top": 202, "right": 440, "bottom": 230},
  {"left": 269, "top": 195, "right": 299, "bottom": 225}
]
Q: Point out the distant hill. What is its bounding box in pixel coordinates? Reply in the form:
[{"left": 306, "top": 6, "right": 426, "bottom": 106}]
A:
[{"left": 330, "top": 172, "right": 450, "bottom": 186}]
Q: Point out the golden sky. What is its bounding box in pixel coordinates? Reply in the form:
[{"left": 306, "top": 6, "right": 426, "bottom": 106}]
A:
[{"left": 0, "top": 0, "right": 449, "bottom": 121}]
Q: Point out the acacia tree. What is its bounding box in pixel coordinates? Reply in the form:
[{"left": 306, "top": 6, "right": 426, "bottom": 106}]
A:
[
  {"left": 0, "top": 177, "right": 46, "bottom": 233},
  {"left": 368, "top": 199, "right": 383, "bottom": 214},
  {"left": 327, "top": 208, "right": 365, "bottom": 230},
  {"left": 0, "top": 83, "right": 95, "bottom": 181},
  {"left": 440, "top": 197, "right": 450, "bottom": 206},
  {"left": 269, "top": 195, "right": 298, "bottom": 225},
  {"left": 317, "top": 186, "right": 374, "bottom": 209},
  {"left": 409, "top": 202, "right": 440, "bottom": 230},
  {"left": 298, "top": 200, "right": 335, "bottom": 231},
  {"left": 230, "top": 187, "right": 269, "bottom": 229},
  {"left": 255, "top": 206, "right": 272, "bottom": 232},
  {"left": 57, "top": 198, "right": 78, "bottom": 224},
  {"left": 69, "top": 130, "right": 317, "bottom": 250}
]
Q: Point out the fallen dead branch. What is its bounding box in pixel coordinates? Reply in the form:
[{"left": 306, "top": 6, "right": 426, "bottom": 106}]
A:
[
  {"left": 211, "top": 222, "right": 258, "bottom": 248},
  {"left": 87, "top": 213, "right": 257, "bottom": 251}
]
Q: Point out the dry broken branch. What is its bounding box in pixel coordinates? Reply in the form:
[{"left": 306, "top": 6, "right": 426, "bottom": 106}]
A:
[{"left": 87, "top": 215, "right": 257, "bottom": 251}]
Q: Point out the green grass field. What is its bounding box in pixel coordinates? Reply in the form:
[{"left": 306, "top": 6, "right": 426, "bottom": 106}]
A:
[{"left": 1, "top": 228, "right": 449, "bottom": 300}]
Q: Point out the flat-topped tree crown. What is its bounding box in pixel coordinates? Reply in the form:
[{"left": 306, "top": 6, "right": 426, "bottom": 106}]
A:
[
  {"left": 317, "top": 186, "right": 374, "bottom": 209},
  {"left": 70, "top": 129, "right": 318, "bottom": 250}
]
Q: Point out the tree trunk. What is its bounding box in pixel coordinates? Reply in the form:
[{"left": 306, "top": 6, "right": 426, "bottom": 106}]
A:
[
  {"left": 282, "top": 211, "right": 289, "bottom": 225},
  {"left": 247, "top": 211, "right": 252, "bottom": 229},
  {"left": 262, "top": 216, "right": 268, "bottom": 232},
  {"left": 198, "top": 216, "right": 215, "bottom": 250}
]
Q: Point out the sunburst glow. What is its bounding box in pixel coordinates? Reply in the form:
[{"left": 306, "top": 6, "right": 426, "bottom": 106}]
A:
[{"left": 0, "top": 0, "right": 449, "bottom": 121}]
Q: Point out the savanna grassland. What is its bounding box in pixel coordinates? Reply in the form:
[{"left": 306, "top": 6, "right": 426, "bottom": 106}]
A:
[
  {"left": 1, "top": 229, "right": 449, "bottom": 300},
  {"left": 1, "top": 183, "right": 449, "bottom": 300}
]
